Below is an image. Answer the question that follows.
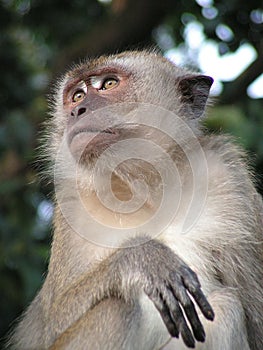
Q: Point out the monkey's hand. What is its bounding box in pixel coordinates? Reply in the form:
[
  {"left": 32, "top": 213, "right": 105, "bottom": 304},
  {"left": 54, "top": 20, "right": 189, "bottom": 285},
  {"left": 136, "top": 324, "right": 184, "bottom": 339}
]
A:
[{"left": 114, "top": 237, "right": 214, "bottom": 348}]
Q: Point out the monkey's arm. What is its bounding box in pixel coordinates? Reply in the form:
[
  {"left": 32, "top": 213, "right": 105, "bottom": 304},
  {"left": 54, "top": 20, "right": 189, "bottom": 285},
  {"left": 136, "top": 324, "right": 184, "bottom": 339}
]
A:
[{"left": 50, "top": 237, "right": 214, "bottom": 348}]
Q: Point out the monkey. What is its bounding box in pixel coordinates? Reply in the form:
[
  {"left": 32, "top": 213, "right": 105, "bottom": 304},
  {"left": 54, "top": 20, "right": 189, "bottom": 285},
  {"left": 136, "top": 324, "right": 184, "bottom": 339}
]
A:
[{"left": 7, "top": 50, "right": 263, "bottom": 350}]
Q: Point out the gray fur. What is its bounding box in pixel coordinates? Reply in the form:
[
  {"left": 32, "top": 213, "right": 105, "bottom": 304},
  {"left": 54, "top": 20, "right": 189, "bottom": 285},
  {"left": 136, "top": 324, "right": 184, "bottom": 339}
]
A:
[{"left": 7, "top": 51, "right": 263, "bottom": 350}]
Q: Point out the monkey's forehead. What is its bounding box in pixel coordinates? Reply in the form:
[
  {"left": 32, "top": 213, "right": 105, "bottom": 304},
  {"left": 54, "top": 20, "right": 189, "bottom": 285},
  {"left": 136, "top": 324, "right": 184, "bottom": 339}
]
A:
[{"left": 65, "top": 50, "right": 186, "bottom": 80}]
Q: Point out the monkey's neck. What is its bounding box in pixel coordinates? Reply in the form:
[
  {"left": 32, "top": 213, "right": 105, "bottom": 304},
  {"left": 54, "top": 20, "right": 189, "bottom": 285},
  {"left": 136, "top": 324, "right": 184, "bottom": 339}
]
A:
[{"left": 77, "top": 172, "right": 161, "bottom": 228}]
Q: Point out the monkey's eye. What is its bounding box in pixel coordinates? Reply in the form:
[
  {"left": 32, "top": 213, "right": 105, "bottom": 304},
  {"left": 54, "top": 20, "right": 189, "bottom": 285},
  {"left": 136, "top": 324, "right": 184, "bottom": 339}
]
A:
[
  {"left": 72, "top": 89, "right": 86, "bottom": 103},
  {"left": 100, "top": 78, "right": 119, "bottom": 90},
  {"left": 71, "top": 81, "right": 87, "bottom": 103}
]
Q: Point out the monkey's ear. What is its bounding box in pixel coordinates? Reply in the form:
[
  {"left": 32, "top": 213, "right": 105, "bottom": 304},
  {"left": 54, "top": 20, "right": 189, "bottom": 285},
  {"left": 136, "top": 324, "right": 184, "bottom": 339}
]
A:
[{"left": 177, "top": 75, "right": 213, "bottom": 118}]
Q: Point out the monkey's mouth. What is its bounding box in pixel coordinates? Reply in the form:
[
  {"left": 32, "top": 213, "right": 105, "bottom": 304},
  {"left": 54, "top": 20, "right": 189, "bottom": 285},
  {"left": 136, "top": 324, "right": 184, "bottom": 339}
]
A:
[
  {"left": 68, "top": 127, "right": 117, "bottom": 143},
  {"left": 67, "top": 126, "right": 120, "bottom": 159}
]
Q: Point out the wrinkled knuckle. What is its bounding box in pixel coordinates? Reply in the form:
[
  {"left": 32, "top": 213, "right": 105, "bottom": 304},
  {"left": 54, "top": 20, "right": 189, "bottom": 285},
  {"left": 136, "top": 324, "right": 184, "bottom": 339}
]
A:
[
  {"left": 188, "top": 284, "right": 199, "bottom": 294},
  {"left": 182, "top": 298, "right": 192, "bottom": 309},
  {"left": 184, "top": 274, "right": 200, "bottom": 289},
  {"left": 169, "top": 270, "right": 180, "bottom": 282}
]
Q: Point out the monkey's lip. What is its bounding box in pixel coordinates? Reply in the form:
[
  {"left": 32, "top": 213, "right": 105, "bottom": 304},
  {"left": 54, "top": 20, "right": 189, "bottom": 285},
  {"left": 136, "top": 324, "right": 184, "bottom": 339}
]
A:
[
  {"left": 68, "top": 127, "right": 118, "bottom": 145},
  {"left": 67, "top": 127, "right": 120, "bottom": 158}
]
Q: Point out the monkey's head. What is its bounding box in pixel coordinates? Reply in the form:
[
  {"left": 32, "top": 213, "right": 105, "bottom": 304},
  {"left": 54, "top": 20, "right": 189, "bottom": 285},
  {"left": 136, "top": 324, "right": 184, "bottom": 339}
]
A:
[
  {"left": 48, "top": 51, "right": 214, "bottom": 237},
  {"left": 49, "top": 51, "right": 213, "bottom": 168}
]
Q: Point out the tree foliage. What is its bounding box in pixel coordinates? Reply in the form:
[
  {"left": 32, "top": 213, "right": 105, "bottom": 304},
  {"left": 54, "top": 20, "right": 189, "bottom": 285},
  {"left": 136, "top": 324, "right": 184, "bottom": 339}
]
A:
[{"left": 1, "top": 0, "right": 262, "bottom": 342}]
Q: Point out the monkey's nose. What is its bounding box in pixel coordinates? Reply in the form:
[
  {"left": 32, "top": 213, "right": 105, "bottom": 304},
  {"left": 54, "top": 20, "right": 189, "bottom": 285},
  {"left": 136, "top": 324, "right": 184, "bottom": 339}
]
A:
[{"left": 71, "top": 106, "right": 87, "bottom": 118}]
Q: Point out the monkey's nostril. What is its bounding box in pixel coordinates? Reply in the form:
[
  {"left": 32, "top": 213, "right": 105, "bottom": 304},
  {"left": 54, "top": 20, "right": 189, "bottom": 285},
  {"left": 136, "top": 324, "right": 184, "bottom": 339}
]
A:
[{"left": 78, "top": 107, "right": 86, "bottom": 117}]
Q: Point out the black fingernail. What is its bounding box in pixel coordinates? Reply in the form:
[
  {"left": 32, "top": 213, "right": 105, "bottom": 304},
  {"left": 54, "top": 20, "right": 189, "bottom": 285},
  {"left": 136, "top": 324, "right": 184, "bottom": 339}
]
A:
[
  {"left": 185, "top": 337, "right": 195, "bottom": 348},
  {"left": 170, "top": 329, "right": 179, "bottom": 338},
  {"left": 206, "top": 309, "right": 215, "bottom": 321},
  {"left": 182, "top": 332, "right": 195, "bottom": 348},
  {"left": 195, "top": 328, "right": 205, "bottom": 342}
]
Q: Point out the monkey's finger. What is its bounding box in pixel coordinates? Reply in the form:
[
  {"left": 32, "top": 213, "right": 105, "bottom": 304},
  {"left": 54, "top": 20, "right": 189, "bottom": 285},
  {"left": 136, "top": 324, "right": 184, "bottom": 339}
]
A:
[
  {"left": 190, "top": 288, "right": 214, "bottom": 321},
  {"left": 146, "top": 288, "right": 179, "bottom": 338},
  {"left": 181, "top": 270, "right": 214, "bottom": 321},
  {"left": 170, "top": 282, "right": 205, "bottom": 342},
  {"left": 160, "top": 287, "right": 196, "bottom": 348}
]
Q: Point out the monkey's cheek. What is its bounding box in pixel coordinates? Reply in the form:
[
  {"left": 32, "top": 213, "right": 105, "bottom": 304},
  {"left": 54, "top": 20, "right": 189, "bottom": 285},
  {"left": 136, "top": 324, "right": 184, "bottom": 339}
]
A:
[{"left": 69, "top": 132, "right": 119, "bottom": 161}]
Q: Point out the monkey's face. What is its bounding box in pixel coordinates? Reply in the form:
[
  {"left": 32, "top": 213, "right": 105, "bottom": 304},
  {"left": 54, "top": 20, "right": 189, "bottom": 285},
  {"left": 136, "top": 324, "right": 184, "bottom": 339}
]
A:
[
  {"left": 62, "top": 65, "right": 136, "bottom": 163},
  {"left": 55, "top": 52, "right": 213, "bottom": 169}
]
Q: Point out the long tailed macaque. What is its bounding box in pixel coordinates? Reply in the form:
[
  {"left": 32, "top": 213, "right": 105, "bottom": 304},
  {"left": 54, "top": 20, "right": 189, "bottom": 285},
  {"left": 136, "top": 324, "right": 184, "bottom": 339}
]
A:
[{"left": 8, "top": 51, "right": 263, "bottom": 350}]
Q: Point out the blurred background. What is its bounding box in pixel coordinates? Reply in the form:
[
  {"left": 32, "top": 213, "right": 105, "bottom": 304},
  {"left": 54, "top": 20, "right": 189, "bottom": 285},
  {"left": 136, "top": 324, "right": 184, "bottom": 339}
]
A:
[{"left": 1, "top": 0, "right": 263, "bottom": 344}]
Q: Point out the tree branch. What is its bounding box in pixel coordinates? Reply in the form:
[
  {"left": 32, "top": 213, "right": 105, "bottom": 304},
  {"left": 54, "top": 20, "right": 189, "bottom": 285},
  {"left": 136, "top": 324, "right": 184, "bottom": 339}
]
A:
[{"left": 220, "top": 40, "right": 263, "bottom": 104}]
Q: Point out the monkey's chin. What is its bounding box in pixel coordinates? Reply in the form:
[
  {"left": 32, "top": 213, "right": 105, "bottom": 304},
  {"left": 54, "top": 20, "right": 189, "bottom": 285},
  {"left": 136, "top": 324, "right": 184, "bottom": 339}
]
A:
[{"left": 68, "top": 129, "right": 120, "bottom": 163}]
